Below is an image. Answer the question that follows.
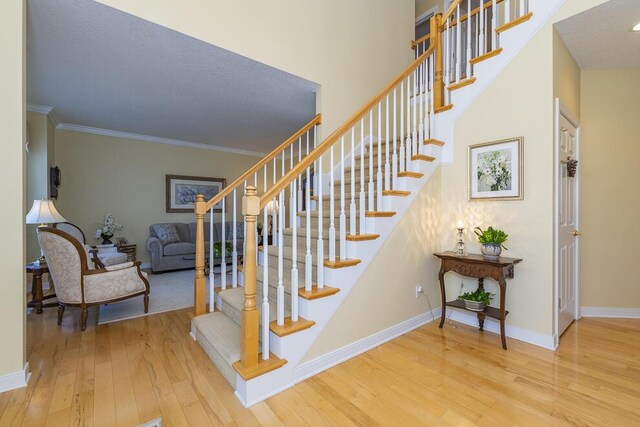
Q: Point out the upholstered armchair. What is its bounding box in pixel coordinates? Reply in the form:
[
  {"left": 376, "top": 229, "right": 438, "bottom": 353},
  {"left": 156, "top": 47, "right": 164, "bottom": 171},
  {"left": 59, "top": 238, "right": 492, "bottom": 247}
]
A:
[
  {"left": 37, "top": 227, "right": 150, "bottom": 331},
  {"left": 54, "top": 222, "right": 128, "bottom": 267}
]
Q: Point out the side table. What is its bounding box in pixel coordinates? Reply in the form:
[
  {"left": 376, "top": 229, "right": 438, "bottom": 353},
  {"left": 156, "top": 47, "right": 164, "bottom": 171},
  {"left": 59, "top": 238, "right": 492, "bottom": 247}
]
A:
[
  {"left": 26, "top": 262, "right": 58, "bottom": 314},
  {"left": 434, "top": 252, "right": 522, "bottom": 349},
  {"left": 118, "top": 243, "right": 137, "bottom": 262}
]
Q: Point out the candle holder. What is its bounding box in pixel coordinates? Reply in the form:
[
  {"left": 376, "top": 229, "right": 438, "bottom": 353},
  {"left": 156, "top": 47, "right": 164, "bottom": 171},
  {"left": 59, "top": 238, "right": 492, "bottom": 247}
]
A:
[{"left": 456, "top": 224, "right": 466, "bottom": 256}]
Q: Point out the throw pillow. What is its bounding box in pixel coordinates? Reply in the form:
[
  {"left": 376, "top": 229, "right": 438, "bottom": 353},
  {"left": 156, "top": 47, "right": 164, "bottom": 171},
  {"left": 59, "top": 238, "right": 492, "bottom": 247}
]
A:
[{"left": 153, "top": 224, "right": 180, "bottom": 245}]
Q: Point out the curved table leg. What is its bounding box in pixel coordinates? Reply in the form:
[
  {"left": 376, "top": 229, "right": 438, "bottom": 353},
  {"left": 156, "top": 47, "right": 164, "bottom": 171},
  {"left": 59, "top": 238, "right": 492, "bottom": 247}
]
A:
[
  {"left": 499, "top": 278, "right": 507, "bottom": 350},
  {"left": 438, "top": 265, "right": 446, "bottom": 328}
]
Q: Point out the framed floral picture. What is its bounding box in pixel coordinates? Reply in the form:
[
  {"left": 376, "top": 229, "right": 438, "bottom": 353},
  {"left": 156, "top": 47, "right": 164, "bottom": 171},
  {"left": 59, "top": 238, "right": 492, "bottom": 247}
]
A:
[
  {"left": 469, "top": 137, "right": 523, "bottom": 201},
  {"left": 166, "top": 174, "right": 226, "bottom": 213}
]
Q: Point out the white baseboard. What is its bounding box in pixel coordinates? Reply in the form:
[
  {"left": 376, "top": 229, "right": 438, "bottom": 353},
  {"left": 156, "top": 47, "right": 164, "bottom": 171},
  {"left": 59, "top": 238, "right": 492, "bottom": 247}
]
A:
[
  {"left": 445, "top": 309, "right": 557, "bottom": 350},
  {"left": 581, "top": 307, "right": 640, "bottom": 319},
  {"left": 0, "top": 362, "right": 31, "bottom": 393},
  {"left": 293, "top": 309, "right": 439, "bottom": 383}
]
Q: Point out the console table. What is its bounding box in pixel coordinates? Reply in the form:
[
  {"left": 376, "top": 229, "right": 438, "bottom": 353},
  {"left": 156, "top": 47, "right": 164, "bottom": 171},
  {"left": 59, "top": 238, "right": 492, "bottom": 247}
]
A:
[{"left": 434, "top": 252, "right": 522, "bottom": 349}]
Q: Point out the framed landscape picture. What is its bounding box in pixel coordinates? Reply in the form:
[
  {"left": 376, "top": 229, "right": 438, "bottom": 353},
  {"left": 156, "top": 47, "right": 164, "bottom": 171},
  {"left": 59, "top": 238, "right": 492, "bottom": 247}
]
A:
[
  {"left": 469, "top": 137, "right": 523, "bottom": 201},
  {"left": 166, "top": 174, "right": 226, "bottom": 213}
]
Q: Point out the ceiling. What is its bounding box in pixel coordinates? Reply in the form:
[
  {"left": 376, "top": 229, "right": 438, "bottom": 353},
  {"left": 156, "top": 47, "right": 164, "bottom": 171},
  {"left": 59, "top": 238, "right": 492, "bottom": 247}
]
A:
[
  {"left": 26, "top": 0, "right": 318, "bottom": 155},
  {"left": 555, "top": 0, "right": 640, "bottom": 70}
]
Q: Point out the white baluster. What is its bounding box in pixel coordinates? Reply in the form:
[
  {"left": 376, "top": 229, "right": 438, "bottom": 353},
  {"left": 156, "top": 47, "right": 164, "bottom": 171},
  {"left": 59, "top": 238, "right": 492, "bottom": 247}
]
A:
[
  {"left": 377, "top": 103, "right": 383, "bottom": 211},
  {"left": 261, "top": 206, "right": 269, "bottom": 360},
  {"left": 492, "top": 0, "right": 498, "bottom": 50},
  {"left": 232, "top": 188, "right": 238, "bottom": 288},
  {"left": 505, "top": 0, "right": 511, "bottom": 23},
  {"left": 412, "top": 69, "right": 418, "bottom": 157},
  {"left": 368, "top": 111, "right": 374, "bottom": 211},
  {"left": 329, "top": 144, "right": 336, "bottom": 262},
  {"left": 520, "top": 0, "right": 526, "bottom": 17},
  {"left": 406, "top": 76, "right": 412, "bottom": 171},
  {"left": 272, "top": 157, "right": 277, "bottom": 246},
  {"left": 290, "top": 144, "right": 295, "bottom": 227},
  {"left": 281, "top": 151, "right": 286, "bottom": 229},
  {"left": 262, "top": 170, "right": 269, "bottom": 349},
  {"left": 291, "top": 180, "right": 298, "bottom": 321},
  {"left": 392, "top": 88, "right": 398, "bottom": 190},
  {"left": 359, "top": 121, "right": 366, "bottom": 234},
  {"left": 456, "top": 3, "right": 462, "bottom": 83},
  {"left": 423, "top": 58, "right": 429, "bottom": 142},
  {"left": 418, "top": 64, "right": 425, "bottom": 154},
  {"left": 350, "top": 127, "right": 356, "bottom": 236},
  {"left": 429, "top": 56, "right": 436, "bottom": 140},
  {"left": 479, "top": 0, "right": 485, "bottom": 57},
  {"left": 221, "top": 197, "right": 226, "bottom": 290},
  {"left": 466, "top": 0, "right": 472, "bottom": 79},
  {"left": 277, "top": 192, "right": 284, "bottom": 325},
  {"left": 305, "top": 133, "right": 312, "bottom": 292},
  {"left": 399, "top": 81, "right": 405, "bottom": 174},
  {"left": 384, "top": 95, "right": 391, "bottom": 191},
  {"left": 297, "top": 136, "right": 303, "bottom": 213},
  {"left": 445, "top": 18, "right": 451, "bottom": 103},
  {"left": 340, "top": 136, "right": 346, "bottom": 260},
  {"left": 209, "top": 208, "right": 214, "bottom": 312},
  {"left": 317, "top": 145, "right": 325, "bottom": 288}
]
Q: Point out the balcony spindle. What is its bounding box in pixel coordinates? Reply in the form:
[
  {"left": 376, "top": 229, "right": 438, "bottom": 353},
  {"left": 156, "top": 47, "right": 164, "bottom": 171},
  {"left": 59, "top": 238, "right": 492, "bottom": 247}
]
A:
[
  {"left": 350, "top": 127, "right": 356, "bottom": 236},
  {"left": 392, "top": 88, "right": 398, "bottom": 190},
  {"left": 359, "top": 121, "right": 366, "bottom": 234},
  {"left": 232, "top": 189, "right": 238, "bottom": 288},
  {"left": 221, "top": 198, "right": 227, "bottom": 290},
  {"left": 291, "top": 180, "right": 299, "bottom": 321},
  {"left": 400, "top": 81, "right": 405, "bottom": 174},
  {"left": 377, "top": 103, "right": 383, "bottom": 210},
  {"left": 277, "top": 192, "right": 285, "bottom": 325},
  {"left": 492, "top": 0, "right": 498, "bottom": 50},
  {"left": 209, "top": 208, "right": 215, "bottom": 310},
  {"left": 466, "top": 0, "right": 472, "bottom": 79},
  {"left": 479, "top": 0, "right": 485, "bottom": 56},
  {"left": 368, "top": 111, "right": 374, "bottom": 211},
  {"left": 385, "top": 95, "right": 391, "bottom": 191},
  {"left": 406, "top": 76, "right": 412, "bottom": 170},
  {"left": 329, "top": 144, "right": 336, "bottom": 262},
  {"left": 317, "top": 148, "right": 325, "bottom": 288},
  {"left": 339, "top": 136, "right": 347, "bottom": 260},
  {"left": 305, "top": 134, "right": 312, "bottom": 292}
]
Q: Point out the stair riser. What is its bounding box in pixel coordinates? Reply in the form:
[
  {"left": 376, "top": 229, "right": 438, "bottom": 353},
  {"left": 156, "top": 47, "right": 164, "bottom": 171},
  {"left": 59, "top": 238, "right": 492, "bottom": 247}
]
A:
[{"left": 194, "top": 328, "right": 237, "bottom": 388}]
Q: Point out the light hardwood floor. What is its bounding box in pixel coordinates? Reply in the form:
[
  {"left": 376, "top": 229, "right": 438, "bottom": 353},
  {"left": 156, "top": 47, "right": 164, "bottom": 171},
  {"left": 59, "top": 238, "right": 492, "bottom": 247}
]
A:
[{"left": 1, "top": 306, "right": 639, "bottom": 426}]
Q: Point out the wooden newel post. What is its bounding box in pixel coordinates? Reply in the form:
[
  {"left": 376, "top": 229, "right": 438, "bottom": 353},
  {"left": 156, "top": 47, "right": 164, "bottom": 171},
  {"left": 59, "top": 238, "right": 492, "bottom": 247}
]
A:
[
  {"left": 433, "top": 13, "right": 445, "bottom": 110},
  {"left": 240, "top": 186, "right": 260, "bottom": 368},
  {"left": 194, "top": 194, "right": 207, "bottom": 316}
]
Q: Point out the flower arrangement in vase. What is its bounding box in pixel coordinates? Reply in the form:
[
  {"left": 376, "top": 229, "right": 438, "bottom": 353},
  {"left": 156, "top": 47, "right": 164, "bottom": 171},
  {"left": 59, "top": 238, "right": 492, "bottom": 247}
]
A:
[{"left": 95, "top": 213, "right": 122, "bottom": 245}]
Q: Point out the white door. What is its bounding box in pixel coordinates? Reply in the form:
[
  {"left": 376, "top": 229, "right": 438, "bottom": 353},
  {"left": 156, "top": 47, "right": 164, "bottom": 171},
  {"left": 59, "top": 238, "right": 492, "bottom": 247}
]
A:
[{"left": 557, "top": 113, "right": 580, "bottom": 336}]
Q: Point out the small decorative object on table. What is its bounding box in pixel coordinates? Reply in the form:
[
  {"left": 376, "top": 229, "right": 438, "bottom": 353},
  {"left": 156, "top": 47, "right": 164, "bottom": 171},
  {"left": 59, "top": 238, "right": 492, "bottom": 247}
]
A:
[
  {"left": 212, "top": 241, "right": 233, "bottom": 258},
  {"left": 95, "top": 213, "right": 122, "bottom": 245},
  {"left": 456, "top": 220, "right": 466, "bottom": 256},
  {"left": 474, "top": 226, "right": 508, "bottom": 260},
  {"left": 459, "top": 289, "right": 493, "bottom": 312},
  {"left": 566, "top": 156, "right": 578, "bottom": 177}
]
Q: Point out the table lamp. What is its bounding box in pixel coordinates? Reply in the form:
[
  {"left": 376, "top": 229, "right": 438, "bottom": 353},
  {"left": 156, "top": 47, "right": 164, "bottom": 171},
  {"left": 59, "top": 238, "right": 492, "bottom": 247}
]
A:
[{"left": 26, "top": 199, "right": 67, "bottom": 266}]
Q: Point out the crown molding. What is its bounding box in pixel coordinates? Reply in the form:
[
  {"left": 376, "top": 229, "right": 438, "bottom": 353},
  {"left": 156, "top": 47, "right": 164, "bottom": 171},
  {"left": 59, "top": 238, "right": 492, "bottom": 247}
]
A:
[
  {"left": 56, "top": 123, "right": 267, "bottom": 157},
  {"left": 26, "top": 103, "right": 60, "bottom": 127}
]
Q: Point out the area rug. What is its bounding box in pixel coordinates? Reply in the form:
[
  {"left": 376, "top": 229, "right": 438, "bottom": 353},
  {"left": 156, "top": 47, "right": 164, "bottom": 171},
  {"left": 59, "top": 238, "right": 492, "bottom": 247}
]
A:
[{"left": 98, "top": 270, "right": 230, "bottom": 324}]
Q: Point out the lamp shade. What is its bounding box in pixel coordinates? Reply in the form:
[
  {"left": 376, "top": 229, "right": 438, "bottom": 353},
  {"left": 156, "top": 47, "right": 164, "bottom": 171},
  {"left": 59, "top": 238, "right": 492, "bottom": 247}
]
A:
[{"left": 26, "top": 199, "right": 67, "bottom": 225}]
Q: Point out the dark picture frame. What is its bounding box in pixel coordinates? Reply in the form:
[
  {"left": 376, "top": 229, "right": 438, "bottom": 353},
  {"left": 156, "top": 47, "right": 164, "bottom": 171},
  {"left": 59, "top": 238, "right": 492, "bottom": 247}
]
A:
[{"left": 165, "top": 174, "right": 226, "bottom": 213}]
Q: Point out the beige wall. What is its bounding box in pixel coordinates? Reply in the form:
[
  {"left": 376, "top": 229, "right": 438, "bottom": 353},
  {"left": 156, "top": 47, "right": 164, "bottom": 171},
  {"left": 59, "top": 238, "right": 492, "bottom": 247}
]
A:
[
  {"left": 26, "top": 111, "right": 56, "bottom": 262},
  {"left": 54, "top": 130, "right": 261, "bottom": 264},
  {"left": 0, "top": 0, "right": 26, "bottom": 378},
  {"left": 416, "top": 0, "right": 441, "bottom": 17},
  {"left": 580, "top": 68, "right": 640, "bottom": 308},
  {"left": 438, "top": 0, "right": 606, "bottom": 339},
  {"left": 305, "top": 168, "right": 441, "bottom": 361},
  {"left": 553, "top": 29, "right": 581, "bottom": 118},
  {"left": 97, "top": 0, "right": 415, "bottom": 142}
]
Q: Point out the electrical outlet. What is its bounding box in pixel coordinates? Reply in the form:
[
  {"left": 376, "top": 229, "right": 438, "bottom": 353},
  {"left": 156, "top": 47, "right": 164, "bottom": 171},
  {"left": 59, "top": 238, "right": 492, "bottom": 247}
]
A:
[{"left": 415, "top": 285, "right": 423, "bottom": 298}]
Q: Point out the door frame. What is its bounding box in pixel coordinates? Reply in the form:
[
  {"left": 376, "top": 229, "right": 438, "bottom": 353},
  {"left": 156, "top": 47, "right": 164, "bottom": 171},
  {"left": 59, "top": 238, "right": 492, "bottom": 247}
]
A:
[{"left": 553, "top": 98, "right": 581, "bottom": 347}]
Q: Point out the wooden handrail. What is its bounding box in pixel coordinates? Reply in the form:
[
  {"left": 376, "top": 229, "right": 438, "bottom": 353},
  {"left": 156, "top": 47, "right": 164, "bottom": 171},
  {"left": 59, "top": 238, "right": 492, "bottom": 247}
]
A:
[
  {"left": 412, "top": 0, "right": 504, "bottom": 48},
  {"left": 260, "top": 44, "right": 436, "bottom": 207},
  {"left": 203, "top": 114, "right": 321, "bottom": 211},
  {"left": 441, "top": 0, "right": 463, "bottom": 22}
]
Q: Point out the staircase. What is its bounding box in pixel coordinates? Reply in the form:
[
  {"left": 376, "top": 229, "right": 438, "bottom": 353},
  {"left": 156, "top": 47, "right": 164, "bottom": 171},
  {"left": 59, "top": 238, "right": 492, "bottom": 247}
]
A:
[{"left": 190, "top": 0, "right": 558, "bottom": 406}]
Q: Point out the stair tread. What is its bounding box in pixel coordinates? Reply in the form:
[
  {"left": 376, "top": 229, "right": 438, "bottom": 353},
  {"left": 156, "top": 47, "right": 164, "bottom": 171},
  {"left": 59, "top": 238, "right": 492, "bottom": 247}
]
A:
[{"left": 193, "top": 312, "right": 240, "bottom": 367}]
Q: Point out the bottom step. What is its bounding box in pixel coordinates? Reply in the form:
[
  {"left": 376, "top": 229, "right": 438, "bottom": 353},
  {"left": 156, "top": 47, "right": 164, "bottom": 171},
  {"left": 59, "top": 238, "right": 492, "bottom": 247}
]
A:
[{"left": 192, "top": 312, "right": 240, "bottom": 388}]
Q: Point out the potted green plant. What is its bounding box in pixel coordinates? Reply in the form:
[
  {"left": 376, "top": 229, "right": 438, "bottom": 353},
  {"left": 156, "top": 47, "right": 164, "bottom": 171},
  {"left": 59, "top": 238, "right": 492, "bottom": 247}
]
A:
[
  {"left": 459, "top": 289, "right": 493, "bottom": 312},
  {"left": 212, "top": 241, "right": 233, "bottom": 259},
  {"left": 474, "top": 226, "right": 508, "bottom": 260}
]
